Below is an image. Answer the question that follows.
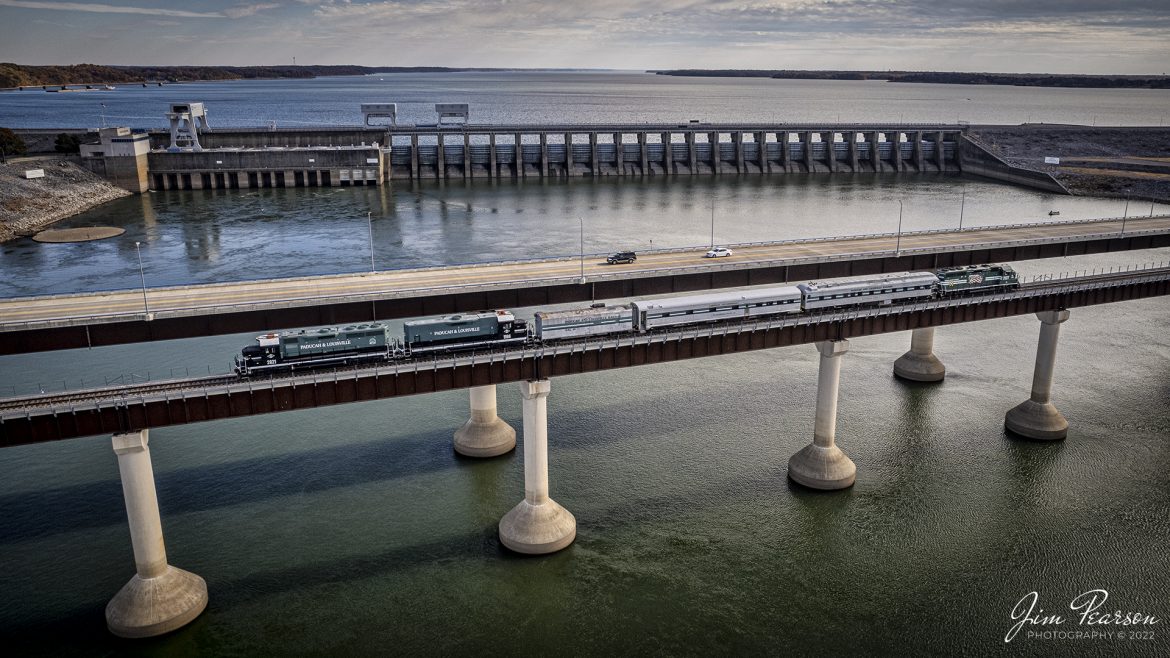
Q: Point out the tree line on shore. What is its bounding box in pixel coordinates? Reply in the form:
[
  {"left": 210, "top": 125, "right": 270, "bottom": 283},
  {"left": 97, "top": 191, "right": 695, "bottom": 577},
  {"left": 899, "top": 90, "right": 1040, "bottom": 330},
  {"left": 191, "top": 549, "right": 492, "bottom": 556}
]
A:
[
  {"left": 652, "top": 69, "right": 1170, "bottom": 89},
  {"left": 0, "top": 64, "right": 480, "bottom": 88}
]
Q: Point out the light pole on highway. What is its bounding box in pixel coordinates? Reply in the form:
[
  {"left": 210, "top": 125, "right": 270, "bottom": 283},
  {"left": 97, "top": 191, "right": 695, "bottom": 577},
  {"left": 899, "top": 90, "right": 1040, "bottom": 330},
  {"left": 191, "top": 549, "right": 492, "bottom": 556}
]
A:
[
  {"left": 896, "top": 200, "right": 904, "bottom": 257},
  {"left": 579, "top": 216, "right": 586, "bottom": 284},
  {"left": 134, "top": 241, "right": 149, "bottom": 315},
  {"left": 958, "top": 190, "right": 966, "bottom": 231},
  {"left": 1121, "top": 194, "right": 1130, "bottom": 236},
  {"left": 367, "top": 211, "right": 376, "bottom": 273},
  {"left": 710, "top": 198, "right": 716, "bottom": 250}
]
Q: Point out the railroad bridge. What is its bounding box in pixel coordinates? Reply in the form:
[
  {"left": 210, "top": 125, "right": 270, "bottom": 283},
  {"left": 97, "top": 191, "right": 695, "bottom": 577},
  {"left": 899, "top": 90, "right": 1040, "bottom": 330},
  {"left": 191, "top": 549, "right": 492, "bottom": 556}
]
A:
[{"left": 3, "top": 228, "right": 1169, "bottom": 637}]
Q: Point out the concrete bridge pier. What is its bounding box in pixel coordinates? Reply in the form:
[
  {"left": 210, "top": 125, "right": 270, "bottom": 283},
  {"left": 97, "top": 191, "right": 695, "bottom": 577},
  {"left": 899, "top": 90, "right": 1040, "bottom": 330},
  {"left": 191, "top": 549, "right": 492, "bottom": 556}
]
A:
[
  {"left": 803, "top": 131, "right": 817, "bottom": 172},
  {"left": 489, "top": 134, "right": 499, "bottom": 179},
  {"left": 788, "top": 340, "right": 857, "bottom": 490},
  {"left": 464, "top": 133, "right": 473, "bottom": 179},
  {"left": 709, "top": 131, "right": 721, "bottom": 173},
  {"left": 539, "top": 132, "right": 548, "bottom": 177},
  {"left": 563, "top": 132, "right": 574, "bottom": 175},
  {"left": 105, "top": 429, "right": 207, "bottom": 638},
  {"left": 410, "top": 134, "right": 420, "bottom": 181},
  {"left": 661, "top": 132, "right": 674, "bottom": 174},
  {"left": 866, "top": 131, "right": 881, "bottom": 172},
  {"left": 453, "top": 384, "right": 516, "bottom": 457},
  {"left": 686, "top": 132, "right": 697, "bottom": 174},
  {"left": 638, "top": 132, "right": 648, "bottom": 174},
  {"left": 756, "top": 131, "right": 769, "bottom": 173},
  {"left": 613, "top": 132, "right": 623, "bottom": 174},
  {"left": 821, "top": 132, "right": 836, "bottom": 172},
  {"left": 499, "top": 380, "right": 576, "bottom": 554},
  {"left": 588, "top": 133, "right": 599, "bottom": 176},
  {"left": 934, "top": 131, "right": 946, "bottom": 172},
  {"left": 514, "top": 133, "right": 524, "bottom": 178},
  {"left": 733, "top": 131, "right": 745, "bottom": 172},
  {"left": 893, "top": 327, "right": 946, "bottom": 382},
  {"left": 1005, "top": 310, "right": 1071, "bottom": 440}
]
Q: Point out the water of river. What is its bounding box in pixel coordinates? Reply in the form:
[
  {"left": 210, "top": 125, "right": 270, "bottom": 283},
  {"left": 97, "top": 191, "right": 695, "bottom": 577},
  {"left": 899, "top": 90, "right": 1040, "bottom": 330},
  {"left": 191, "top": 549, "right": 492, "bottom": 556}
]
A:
[{"left": 1, "top": 74, "right": 1168, "bottom": 655}]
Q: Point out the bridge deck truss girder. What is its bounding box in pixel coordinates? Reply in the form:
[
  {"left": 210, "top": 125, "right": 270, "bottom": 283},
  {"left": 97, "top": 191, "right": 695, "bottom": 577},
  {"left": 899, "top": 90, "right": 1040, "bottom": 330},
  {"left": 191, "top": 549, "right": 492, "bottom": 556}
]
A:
[{"left": 2, "top": 272, "right": 1167, "bottom": 446}]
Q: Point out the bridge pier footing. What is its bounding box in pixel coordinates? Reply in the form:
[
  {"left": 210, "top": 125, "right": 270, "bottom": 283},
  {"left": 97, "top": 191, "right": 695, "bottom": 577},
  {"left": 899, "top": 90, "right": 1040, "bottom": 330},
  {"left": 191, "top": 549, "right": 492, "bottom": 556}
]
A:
[
  {"left": 453, "top": 384, "right": 516, "bottom": 457},
  {"left": 499, "top": 380, "right": 576, "bottom": 554},
  {"left": 105, "top": 429, "right": 207, "bottom": 638},
  {"left": 1005, "top": 310, "right": 1071, "bottom": 440},
  {"left": 789, "top": 340, "right": 857, "bottom": 490},
  {"left": 893, "top": 327, "right": 946, "bottom": 382}
]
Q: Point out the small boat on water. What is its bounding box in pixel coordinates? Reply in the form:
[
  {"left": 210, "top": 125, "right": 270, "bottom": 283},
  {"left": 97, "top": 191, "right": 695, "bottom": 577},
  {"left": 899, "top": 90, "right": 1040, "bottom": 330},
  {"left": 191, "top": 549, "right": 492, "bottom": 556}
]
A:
[{"left": 1048, "top": 210, "right": 1060, "bottom": 216}]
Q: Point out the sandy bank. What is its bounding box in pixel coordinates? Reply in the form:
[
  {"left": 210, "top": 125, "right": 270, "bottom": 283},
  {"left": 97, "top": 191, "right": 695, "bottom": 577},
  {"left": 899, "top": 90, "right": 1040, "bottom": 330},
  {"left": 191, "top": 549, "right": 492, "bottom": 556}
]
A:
[{"left": 0, "top": 157, "right": 131, "bottom": 243}]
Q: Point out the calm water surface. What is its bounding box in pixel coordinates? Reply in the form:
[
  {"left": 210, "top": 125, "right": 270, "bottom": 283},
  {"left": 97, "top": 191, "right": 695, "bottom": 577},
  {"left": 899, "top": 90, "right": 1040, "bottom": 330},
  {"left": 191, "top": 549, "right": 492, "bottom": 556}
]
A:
[{"left": 0, "top": 74, "right": 1168, "bottom": 655}]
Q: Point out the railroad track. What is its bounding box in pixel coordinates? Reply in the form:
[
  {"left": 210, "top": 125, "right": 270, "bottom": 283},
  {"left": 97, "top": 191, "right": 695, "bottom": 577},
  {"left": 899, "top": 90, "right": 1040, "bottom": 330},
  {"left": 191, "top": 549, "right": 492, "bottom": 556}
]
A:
[
  {"left": 0, "top": 375, "right": 239, "bottom": 414},
  {"left": 4, "top": 265, "right": 1166, "bottom": 416}
]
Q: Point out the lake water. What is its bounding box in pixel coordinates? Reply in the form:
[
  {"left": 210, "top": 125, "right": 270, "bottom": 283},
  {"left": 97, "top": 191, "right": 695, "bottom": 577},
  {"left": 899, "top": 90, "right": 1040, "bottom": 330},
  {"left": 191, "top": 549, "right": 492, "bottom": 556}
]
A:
[{"left": 1, "top": 73, "right": 1168, "bottom": 655}]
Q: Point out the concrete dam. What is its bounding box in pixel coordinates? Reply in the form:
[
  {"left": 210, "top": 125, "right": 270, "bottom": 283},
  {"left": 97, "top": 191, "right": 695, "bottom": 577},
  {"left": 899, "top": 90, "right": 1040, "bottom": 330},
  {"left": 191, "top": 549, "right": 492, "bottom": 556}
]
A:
[
  {"left": 62, "top": 119, "right": 998, "bottom": 194},
  {"left": 34, "top": 104, "right": 1062, "bottom": 194},
  {"left": 141, "top": 123, "right": 960, "bottom": 188}
]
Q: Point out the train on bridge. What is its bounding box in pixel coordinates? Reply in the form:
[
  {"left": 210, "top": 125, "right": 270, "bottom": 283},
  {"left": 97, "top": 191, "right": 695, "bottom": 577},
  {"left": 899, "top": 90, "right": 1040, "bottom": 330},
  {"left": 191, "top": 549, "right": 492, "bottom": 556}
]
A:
[{"left": 234, "top": 264, "right": 1018, "bottom": 376}]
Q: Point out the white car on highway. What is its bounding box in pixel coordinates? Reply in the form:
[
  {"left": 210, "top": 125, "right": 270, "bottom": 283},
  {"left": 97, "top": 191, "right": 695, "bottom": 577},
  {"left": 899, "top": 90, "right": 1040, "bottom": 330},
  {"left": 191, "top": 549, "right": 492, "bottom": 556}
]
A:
[{"left": 704, "top": 247, "right": 733, "bottom": 258}]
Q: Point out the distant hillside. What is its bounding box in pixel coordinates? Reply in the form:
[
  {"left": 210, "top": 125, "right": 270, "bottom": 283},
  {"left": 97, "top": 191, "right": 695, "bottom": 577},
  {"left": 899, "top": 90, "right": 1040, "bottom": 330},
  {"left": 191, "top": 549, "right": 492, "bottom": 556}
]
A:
[
  {"left": 652, "top": 69, "right": 1170, "bottom": 89},
  {"left": 0, "top": 64, "right": 476, "bottom": 88}
]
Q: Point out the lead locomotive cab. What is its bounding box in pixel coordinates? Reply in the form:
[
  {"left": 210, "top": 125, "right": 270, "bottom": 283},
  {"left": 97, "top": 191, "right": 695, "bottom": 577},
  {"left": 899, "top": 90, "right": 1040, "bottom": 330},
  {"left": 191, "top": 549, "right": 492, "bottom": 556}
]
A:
[{"left": 236, "top": 333, "right": 282, "bottom": 375}]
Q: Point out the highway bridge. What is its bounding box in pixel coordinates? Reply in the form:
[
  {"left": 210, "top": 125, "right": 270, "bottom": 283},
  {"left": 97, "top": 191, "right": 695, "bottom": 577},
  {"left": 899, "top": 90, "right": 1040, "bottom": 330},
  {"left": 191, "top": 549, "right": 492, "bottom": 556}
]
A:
[{"left": 2, "top": 214, "right": 1168, "bottom": 355}]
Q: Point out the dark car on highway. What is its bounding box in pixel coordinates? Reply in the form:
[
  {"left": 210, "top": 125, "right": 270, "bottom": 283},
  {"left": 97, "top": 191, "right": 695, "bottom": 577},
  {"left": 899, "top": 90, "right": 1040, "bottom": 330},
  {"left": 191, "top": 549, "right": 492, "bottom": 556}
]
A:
[{"left": 606, "top": 251, "right": 637, "bottom": 264}]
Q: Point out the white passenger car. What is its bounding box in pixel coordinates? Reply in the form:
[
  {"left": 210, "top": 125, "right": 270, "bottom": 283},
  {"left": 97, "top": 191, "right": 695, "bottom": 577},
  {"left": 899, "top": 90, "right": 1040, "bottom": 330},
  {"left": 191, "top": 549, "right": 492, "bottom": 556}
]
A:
[
  {"left": 797, "top": 272, "right": 938, "bottom": 310},
  {"left": 704, "top": 247, "right": 733, "bottom": 258},
  {"left": 631, "top": 286, "right": 803, "bottom": 331}
]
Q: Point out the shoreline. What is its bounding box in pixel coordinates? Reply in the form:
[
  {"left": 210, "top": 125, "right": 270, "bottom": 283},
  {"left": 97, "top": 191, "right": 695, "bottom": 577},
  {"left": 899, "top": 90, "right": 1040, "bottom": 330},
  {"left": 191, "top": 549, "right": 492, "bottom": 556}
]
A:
[
  {"left": 0, "top": 157, "right": 131, "bottom": 243},
  {"left": 651, "top": 69, "right": 1170, "bottom": 89}
]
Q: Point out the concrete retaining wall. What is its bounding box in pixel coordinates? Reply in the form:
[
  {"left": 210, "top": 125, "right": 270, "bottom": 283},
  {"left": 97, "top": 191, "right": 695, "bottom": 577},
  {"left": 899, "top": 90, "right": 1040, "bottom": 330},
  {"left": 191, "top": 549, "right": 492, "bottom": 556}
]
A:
[{"left": 957, "top": 135, "right": 1069, "bottom": 195}]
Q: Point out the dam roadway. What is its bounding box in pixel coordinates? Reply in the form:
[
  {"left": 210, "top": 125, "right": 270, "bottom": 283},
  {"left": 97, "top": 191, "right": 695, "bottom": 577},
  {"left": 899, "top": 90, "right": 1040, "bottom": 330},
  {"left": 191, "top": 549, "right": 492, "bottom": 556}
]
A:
[{"left": 2, "top": 214, "right": 1169, "bottom": 354}]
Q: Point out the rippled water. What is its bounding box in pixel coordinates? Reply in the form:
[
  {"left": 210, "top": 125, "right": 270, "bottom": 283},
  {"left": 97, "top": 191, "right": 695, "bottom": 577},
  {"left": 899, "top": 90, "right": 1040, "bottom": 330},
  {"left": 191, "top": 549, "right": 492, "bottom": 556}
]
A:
[
  {"left": 4, "top": 175, "right": 1165, "bottom": 298},
  {"left": 1, "top": 74, "right": 1168, "bottom": 655},
  {"left": 2, "top": 71, "right": 1169, "bottom": 128}
]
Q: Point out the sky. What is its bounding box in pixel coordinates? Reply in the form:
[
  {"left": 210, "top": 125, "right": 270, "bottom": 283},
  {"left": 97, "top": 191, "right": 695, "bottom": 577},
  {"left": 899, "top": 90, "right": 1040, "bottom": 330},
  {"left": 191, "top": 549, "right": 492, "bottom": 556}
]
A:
[{"left": 0, "top": 0, "right": 1167, "bottom": 74}]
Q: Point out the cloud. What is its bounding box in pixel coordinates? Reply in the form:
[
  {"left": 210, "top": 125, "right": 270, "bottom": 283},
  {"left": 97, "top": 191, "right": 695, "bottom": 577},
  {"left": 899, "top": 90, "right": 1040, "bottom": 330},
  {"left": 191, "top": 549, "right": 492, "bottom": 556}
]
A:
[
  {"left": 224, "top": 2, "right": 281, "bottom": 18},
  {"left": 0, "top": 0, "right": 224, "bottom": 17}
]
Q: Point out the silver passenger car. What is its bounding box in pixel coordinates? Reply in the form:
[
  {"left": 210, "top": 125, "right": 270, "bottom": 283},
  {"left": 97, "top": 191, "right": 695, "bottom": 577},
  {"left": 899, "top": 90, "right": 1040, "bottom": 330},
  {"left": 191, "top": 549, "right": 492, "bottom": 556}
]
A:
[
  {"left": 797, "top": 272, "right": 938, "bottom": 310},
  {"left": 631, "top": 286, "right": 803, "bottom": 331},
  {"left": 534, "top": 304, "right": 634, "bottom": 341}
]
